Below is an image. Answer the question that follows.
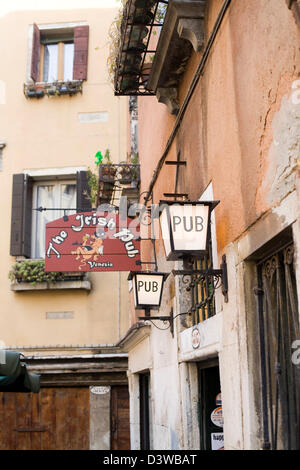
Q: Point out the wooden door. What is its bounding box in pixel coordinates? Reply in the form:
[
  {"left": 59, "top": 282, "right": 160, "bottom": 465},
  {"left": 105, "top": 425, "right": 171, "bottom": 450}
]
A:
[
  {"left": 111, "top": 385, "right": 130, "bottom": 450},
  {"left": 0, "top": 387, "right": 89, "bottom": 450}
]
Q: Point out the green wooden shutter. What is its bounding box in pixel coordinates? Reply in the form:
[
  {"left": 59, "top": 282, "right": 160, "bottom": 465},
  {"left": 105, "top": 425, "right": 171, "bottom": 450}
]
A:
[
  {"left": 10, "top": 174, "right": 33, "bottom": 258},
  {"left": 76, "top": 171, "right": 92, "bottom": 212}
]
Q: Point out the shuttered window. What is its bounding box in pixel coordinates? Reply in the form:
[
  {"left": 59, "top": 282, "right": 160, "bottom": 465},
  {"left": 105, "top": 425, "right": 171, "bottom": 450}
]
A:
[
  {"left": 76, "top": 171, "right": 92, "bottom": 213},
  {"left": 10, "top": 172, "right": 91, "bottom": 258},
  {"left": 10, "top": 174, "right": 33, "bottom": 258},
  {"left": 73, "top": 26, "right": 89, "bottom": 81},
  {"left": 30, "top": 24, "right": 89, "bottom": 83},
  {"left": 31, "top": 23, "right": 41, "bottom": 83}
]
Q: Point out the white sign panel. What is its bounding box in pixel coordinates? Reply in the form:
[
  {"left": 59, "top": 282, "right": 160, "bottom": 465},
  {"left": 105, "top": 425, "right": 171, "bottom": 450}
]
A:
[
  {"left": 211, "top": 433, "right": 224, "bottom": 450},
  {"left": 160, "top": 203, "right": 210, "bottom": 259},
  {"left": 170, "top": 204, "right": 209, "bottom": 251},
  {"left": 91, "top": 386, "right": 110, "bottom": 395},
  {"left": 133, "top": 273, "right": 164, "bottom": 307}
]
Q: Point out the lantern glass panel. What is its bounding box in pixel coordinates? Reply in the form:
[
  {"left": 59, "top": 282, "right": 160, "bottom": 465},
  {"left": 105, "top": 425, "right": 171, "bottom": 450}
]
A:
[
  {"left": 160, "top": 207, "right": 172, "bottom": 259},
  {"left": 170, "top": 204, "right": 209, "bottom": 252},
  {"left": 160, "top": 203, "right": 210, "bottom": 259},
  {"left": 134, "top": 274, "right": 164, "bottom": 307}
]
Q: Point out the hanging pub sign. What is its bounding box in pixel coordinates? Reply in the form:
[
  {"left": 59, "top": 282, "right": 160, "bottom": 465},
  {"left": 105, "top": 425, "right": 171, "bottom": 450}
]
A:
[
  {"left": 128, "top": 271, "right": 168, "bottom": 310},
  {"left": 45, "top": 211, "right": 141, "bottom": 272},
  {"left": 159, "top": 200, "right": 220, "bottom": 261}
]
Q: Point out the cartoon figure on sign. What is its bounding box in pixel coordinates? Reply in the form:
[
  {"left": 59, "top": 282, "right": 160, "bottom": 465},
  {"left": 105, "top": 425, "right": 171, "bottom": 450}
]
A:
[{"left": 71, "top": 230, "right": 106, "bottom": 270}]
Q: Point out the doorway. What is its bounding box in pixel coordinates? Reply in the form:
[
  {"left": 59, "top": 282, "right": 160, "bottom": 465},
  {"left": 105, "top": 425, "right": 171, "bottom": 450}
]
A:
[
  {"left": 256, "top": 241, "right": 300, "bottom": 449},
  {"left": 198, "top": 363, "right": 224, "bottom": 450},
  {"left": 110, "top": 385, "right": 130, "bottom": 450},
  {"left": 139, "top": 372, "right": 151, "bottom": 450}
]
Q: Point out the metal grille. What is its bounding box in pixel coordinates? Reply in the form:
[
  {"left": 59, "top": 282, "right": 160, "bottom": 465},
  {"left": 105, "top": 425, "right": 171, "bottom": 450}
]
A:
[
  {"left": 191, "top": 230, "right": 215, "bottom": 325},
  {"left": 256, "top": 243, "right": 300, "bottom": 450}
]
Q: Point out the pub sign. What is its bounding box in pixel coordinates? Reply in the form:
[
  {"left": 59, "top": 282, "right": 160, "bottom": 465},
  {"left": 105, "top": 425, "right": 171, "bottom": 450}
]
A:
[{"left": 45, "top": 211, "right": 140, "bottom": 272}]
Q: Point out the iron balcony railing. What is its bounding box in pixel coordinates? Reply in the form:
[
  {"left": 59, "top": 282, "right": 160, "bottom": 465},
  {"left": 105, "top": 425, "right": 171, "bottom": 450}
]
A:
[{"left": 114, "top": 0, "right": 168, "bottom": 96}]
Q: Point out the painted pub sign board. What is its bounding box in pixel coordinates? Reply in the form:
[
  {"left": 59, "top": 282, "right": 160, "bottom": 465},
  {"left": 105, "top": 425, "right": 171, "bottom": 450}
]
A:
[{"left": 45, "top": 212, "right": 141, "bottom": 272}]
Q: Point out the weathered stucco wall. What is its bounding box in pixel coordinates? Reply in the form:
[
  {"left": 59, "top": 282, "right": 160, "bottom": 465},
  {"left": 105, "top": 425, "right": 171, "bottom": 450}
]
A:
[
  {"left": 135, "top": 0, "right": 300, "bottom": 451},
  {"left": 139, "top": 0, "right": 300, "bottom": 254},
  {"left": 178, "top": 0, "right": 300, "bottom": 253},
  {"left": 0, "top": 6, "right": 130, "bottom": 348}
]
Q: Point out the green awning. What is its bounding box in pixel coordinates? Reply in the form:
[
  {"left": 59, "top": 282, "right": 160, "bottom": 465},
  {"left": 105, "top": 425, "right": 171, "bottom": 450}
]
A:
[{"left": 0, "top": 351, "right": 40, "bottom": 393}]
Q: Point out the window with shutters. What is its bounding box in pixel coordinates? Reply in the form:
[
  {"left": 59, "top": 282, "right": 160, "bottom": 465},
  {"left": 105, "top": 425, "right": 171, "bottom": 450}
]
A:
[
  {"left": 32, "top": 181, "right": 77, "bottom": 259},
  {"left": 24, "top": 23, "right": 89, "bottom": 98},
  {"left": 10, "top": 171, "right": 91, "bottom": 259}
]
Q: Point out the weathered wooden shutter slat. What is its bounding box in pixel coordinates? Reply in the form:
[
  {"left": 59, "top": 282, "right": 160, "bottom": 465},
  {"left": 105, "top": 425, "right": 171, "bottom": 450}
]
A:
[
  {"left": 10, "top": 174, "right": 25, "bottom": 256},
  {"left": 76, "top": 171, "right": 92, "bottom": 212},
  {"left": 73, "top": 25, "right": 89, "bottom": 81},
  {"left": 31, "top": 23, "right": 41, "bottom": 82},
  {"left": 23, "top": 175, "right": 33, "bottom": 259},
  {"left": 10, "top": 174, "right": 33, "bottom": 257}
]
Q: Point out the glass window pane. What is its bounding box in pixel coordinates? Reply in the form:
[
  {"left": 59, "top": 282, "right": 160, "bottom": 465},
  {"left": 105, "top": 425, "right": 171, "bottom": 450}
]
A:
[
  {"left": 43, "top": 44, "right": 58, "bottom": 82},
  {"left": 33, "top": 182, "right": 76, "bottom": 259},
  {"left": 35, "top": 185, "right": 55, "bottom": 259},
  {"left": 60, "top": 184, "right": 76, "bottom": 215},
  {"left": 63, "top": 43, "right": 74, "bottom": 81}
]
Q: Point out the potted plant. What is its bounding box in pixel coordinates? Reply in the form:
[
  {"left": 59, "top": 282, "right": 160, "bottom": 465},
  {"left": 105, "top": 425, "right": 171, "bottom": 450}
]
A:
[
  {"left": 120, "top": 51, "right": 142, "bottom": 75},
  {"left": 118, "top": 74, "right": 140, "bottom": 93},
  {"left": 9, "top": 260, "right": 64, "bottom": 286},
  {"left": 130, "top": 152, "right": 140, "bottom": 187},
  {"left": 127, "top": 25, "right": 149, "bottom": 50},
  {"left": 99, "top": 149, "right": 117, "bottom": 183},
  {"left": 141, "top": 61, "right": 152, "bottom": 84},
  {"left": 119, "top": 162, "right": 133, "bottom": 184},
  {"left": 86, "top": 166, "right": 99, "bottom": 207},
  {"left": 133, "top": 0, "right": 155, "bottom": 8}
]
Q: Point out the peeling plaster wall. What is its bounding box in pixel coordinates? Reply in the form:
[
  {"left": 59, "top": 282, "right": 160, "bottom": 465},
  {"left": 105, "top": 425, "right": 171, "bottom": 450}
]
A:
[
  {"left": 262, "top": 82, "right": 300, "bottom": 206},
  {"left": 164, "top": 0, "right": 300, "bottom": 254},
  {"left": 136, "top": 0, "right": 300, "bottom": 451}
]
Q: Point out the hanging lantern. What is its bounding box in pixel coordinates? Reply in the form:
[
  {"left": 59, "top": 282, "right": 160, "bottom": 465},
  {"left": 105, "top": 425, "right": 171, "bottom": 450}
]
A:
[
  {"left": 128, "top": 271, "right": 168, "bottom": 310},
  {"left": 159, "top": 200, "right": 219, "bottom": 261}
]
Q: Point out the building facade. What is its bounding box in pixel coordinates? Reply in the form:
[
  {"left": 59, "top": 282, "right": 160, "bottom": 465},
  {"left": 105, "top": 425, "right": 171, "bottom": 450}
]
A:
[
  {"left": 0, "top": 3, "right": 132, "bottom": 450},
  {"left": 114, "top": 0, "right": 300, "bottom": 450}
]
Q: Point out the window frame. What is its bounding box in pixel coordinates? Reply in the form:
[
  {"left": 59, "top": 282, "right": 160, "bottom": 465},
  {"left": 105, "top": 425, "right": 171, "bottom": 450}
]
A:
[
  {"left": 10, "top": 169, "right": 91, "bottom": 259},
  {"left": 27, "top": 22, "right": 89, "bottom": 84},
  {"left": 31, "top": 179, "right": 77, "bottom": 260}
]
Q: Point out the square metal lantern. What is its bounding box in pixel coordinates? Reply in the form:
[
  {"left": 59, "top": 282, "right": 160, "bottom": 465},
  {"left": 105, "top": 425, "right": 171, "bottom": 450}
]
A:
[
  {"left": 159, "top": 200, "right": 220, "bottom": 261},
  {"left": 128, "top": 271, "right": 168, "bottom": 310}
]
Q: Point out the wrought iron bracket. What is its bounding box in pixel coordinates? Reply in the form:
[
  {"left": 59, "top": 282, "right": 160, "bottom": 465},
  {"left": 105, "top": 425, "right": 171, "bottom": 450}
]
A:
[
  {"left": 139, "top": 308, "right": 174, "bottom": 336},
  {"left": 172, "top": 254, "right": 229, "bottom": 302},
  {"left": 139, "top": 308, "right": 194, "bottom": 337}
]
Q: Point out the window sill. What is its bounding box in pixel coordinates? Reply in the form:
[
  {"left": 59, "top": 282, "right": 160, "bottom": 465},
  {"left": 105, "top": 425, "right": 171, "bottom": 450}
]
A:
[
  {"left": 10, "top": 272, "right": 91, "bottom": 292},
  {"left": 11, "top": 278, "right": 91, "bottom": 292},
  {"left": 23, "top": 80, "right": 83, "bottom": 99}
]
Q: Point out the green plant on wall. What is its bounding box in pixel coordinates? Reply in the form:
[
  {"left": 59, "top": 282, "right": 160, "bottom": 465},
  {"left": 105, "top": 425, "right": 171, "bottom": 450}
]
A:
[
  {"left": 9, "top": 260, "right": 64, "bottom": 286},
  {"left": 85, "top": 148, "right": 114, "bottom": 206},
  {"left": 107, "top": 1, "right": 128, "bottom": 88},
  {"left": 86, "top": 167, "right": 99, "bottom": 207}
]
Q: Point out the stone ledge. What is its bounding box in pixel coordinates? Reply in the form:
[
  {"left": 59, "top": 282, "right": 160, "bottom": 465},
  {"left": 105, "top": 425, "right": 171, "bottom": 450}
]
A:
[
  {"left": 11, "top": 279, "right": 92, "bottom": 292},
  {"left": 148, "top": 0, "right": 207, "bottom": 114}
]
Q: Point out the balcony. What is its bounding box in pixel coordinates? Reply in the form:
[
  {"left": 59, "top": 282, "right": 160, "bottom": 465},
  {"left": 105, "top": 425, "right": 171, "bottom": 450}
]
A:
[
  {"left": 112, "top": 0, "right": 168, "bottom": 96},
  {"left": 113, "top": 0, "right": 207, "bottom": 113},
  {"left": 97, "top": 163, "right": 140, "bottom": 207}
]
